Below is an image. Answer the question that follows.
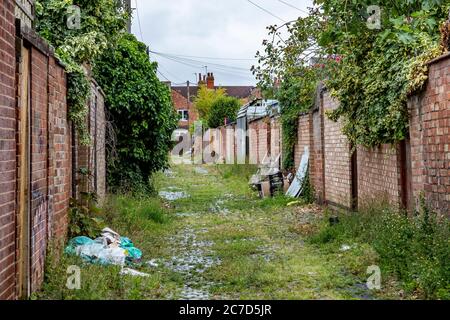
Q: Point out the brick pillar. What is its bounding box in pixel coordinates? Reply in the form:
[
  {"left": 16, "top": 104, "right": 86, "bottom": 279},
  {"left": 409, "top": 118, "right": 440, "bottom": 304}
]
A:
[{"left": 0, "top": 0, "right": 17, "bottom": 300}]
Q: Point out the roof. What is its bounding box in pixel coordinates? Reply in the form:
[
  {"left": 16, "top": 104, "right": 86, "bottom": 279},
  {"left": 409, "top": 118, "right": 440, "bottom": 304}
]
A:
[
  {"left": 238, "top": 99, "right": 280, "bottom": 121},
  {"left": 172, "top": 86, "right": 256, "bottom": 102}
]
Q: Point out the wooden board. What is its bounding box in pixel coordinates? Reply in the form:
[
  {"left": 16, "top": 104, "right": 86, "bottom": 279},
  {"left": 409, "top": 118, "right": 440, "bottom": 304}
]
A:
[{"left": 17, "top": 45, "right": 31, "bottom": 298}]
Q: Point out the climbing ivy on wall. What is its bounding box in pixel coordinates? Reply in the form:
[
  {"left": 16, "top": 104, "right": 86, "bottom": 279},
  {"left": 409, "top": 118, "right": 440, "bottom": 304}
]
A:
[
  {"left": 35, "top": 0, "right": 129, "bottom": 144},
  {"left": 253, "top": 0, "right": 449, "bottom": 169},
  {"left": 93, "top": 34, "right": 179, "bottom": 191}
]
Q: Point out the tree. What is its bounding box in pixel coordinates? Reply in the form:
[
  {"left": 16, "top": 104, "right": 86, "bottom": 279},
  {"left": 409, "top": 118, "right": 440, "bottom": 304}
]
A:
[
  {"left": 193, "top": 85, "right": 227, "bottom": 120},
  {"left": 93, "top": 34, "right": 178, "bottom": 191},
  {"left": 207, "top": 96, "right": 241, "bottom": 128},
  {"left": 253, "top": 0, "right": 449, "bottom": 168}
]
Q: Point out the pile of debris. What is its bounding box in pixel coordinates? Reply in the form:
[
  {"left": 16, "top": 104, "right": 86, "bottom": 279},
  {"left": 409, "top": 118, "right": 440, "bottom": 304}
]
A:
[
  {"left": 65, "top": 228, "right": 142, "bottom": 267},
  {"left": 250, "top": 147, "right": 310, "bottom": 199}
]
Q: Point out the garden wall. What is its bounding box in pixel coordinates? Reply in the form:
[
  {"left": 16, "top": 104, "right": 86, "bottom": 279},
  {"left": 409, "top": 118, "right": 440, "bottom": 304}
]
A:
[
  {"left": 290, "top": 53, "right": 449, "bottom": 214},
  {"left": 0, "top": 0, "right": 18, "bottom": 300},
  {"left": 408, "top": 53, "right": 450, "bottom": 215},
  {"left": 0, "top": 8, "right": 108, "bottom": 299}
]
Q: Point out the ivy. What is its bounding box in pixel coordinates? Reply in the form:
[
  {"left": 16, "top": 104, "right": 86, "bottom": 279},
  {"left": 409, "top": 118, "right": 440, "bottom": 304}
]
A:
[
  {"left": 93, "top": 34, "right": 179, "bottom": 191},
  {"left": 253, "top": 0, "right": 449, "bottom": 167},
  {"left": 35, "top": 0, "right": 129, "bottom": 145}
]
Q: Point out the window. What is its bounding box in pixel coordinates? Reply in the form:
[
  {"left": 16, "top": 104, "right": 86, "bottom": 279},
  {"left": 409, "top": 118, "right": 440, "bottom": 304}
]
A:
[{"left": 178, "top": 110, "right": 189, "bottom": 121}]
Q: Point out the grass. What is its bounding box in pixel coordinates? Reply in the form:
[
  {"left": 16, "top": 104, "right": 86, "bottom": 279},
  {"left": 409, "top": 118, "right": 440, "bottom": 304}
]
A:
[
  {"left": 38, "top": 163, "right": 442, "bottom": 300},
  {"left": 309, "top": 201, "right": 450, "bottom": 300}
]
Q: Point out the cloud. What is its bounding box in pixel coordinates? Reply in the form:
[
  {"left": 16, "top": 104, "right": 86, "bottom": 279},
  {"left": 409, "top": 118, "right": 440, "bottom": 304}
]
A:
[{"left": 132, "top": 0, "right": 314, "bottom": 85}]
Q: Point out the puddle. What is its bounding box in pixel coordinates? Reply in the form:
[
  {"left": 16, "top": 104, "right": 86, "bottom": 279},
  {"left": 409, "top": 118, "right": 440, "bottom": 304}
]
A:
[
  {"left": 175, "top": 212, "right": 200, "bottom": 218},
  {"left": 209, "top": 199, "right": 231, "bottom": 215},
  {"left": 159, "top": 191, "right": 190, "bottom": 201},
  {"left": 194, "top": 167, "right": 209, "bottom": 175},
  {"left": 345, "top": 283, "right": 376, "bottom": 300},
  {"left": 163, "top": 227, "right": 221, "bottom": 300},
  {"left": 163, "top": 169, "right": 175, "bottom": 178}
]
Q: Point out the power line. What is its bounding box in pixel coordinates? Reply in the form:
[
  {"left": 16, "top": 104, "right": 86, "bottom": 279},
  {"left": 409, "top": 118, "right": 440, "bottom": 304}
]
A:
[
  {"left": 150, "top": 51, "right": 256, "bottom": 61},
  {"left": 276, "top": 0, "right": 309, "bottom": 15},
  {"left": 134, "top": 0, "right": 144, "bottom": 41},
  {"left": 157, "top": 70, "right": 170, "bottom": 82},
  {"left": 246, "top": 0, "right": 287, "bottom": 23},
  {"left": 154, "top": 55, "right": 254, "bottom": 81},
  {"left": 150, "top": 51, "right": 253, "bottom": 74},
  {"left": 157, "top": 62, "right": 184, "bottom": 82}
]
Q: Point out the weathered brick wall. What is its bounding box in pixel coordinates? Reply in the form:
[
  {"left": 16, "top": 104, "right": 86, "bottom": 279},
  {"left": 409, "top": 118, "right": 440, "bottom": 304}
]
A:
[
  {"left": 270, "top": 117, "right": 281, "bottom": 167},
  {"left": 311, "top": 104, "right": 325, "bottom": 204},
  {"left": 15, "top": 0, "right": 34, "bottom": 28},
  {"left": 0, "top": 17, "right": 71, "bottom": 298},
  {"left": 29, "top": 46, "right": 49, "bottom": 293},
  {"left": 357, "top": 145, "right": 403, "bottom": 207},
  {"left": 0, "top": 0, "right": 17, "bottom": 300},
  {"left": 322, "top": 92, "right": 352, "bottom": 208},
  {"left": 48, "top": 56, "right": 70, "bottom": 240},
  {"left": 74, "top": 81, "right": 107, "bottom": 203},
  {"left": 294, "top": 114, "right": 311, "bottom": 170},
  {"left": 257, "top": 119, "right": 269, "bottom": 163},
  {"left": 409, "top": 53, "right": 450, "bottom": 215},
  {"left": 248, "top": 120, "right": 259, "bottom": 164},
  {"left": 248, "top": 118, "right": 270, "bottom": 165}
]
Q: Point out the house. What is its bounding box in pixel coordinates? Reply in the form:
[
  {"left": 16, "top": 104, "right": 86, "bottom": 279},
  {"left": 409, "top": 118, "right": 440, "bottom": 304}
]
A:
[
  {"left": 172, "top": 73, "right": 257, "bottom": 105},
  {"left": 171, "top": 87, "right": 199, "bottom": 134}
]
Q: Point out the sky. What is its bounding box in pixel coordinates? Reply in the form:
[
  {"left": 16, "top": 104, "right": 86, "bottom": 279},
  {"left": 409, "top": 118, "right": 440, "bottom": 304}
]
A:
[{"left": 131, "top": 0, "right": 314, "bottom": 86}]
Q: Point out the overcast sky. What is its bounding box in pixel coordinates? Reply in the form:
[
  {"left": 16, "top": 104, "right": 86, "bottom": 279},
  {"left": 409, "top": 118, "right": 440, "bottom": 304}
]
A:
[{"left": 131, "top": 0, "right": 314, "bottom": 86}]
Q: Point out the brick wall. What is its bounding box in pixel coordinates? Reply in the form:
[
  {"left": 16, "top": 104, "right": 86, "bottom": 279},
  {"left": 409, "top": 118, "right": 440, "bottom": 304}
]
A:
[
  {"left": 74, "top": 80, "right": 107, "bottom": 203},
  {"left": 48, "top": 56, "right": 70, "bottom": 240},
  {"left": 409, "top": 53, "right": 450, "bottom": 215},
  {"left": 270, "top": 117, "right": 281, "bottom": 166},
  {"left": 248, "top": 120, "right": 259, "bottom": 164},
  {"left": 248, "top": 118, "right": 271, "bottom": 165},
  {"left": 322, "top": 92, "right": 353, "bottom": 208},
  {"left": 357, "top": 144, "right": 403, "bottom": 207},
  {"left": 294, "top": 114, "right": 311, "bottom": 170},
  {"left": 29, "top": 46, "right": 49, "bottom": 293},
  {"left": 310, "top": 103, "right": 325, "bottom": 204},
  {"left": 171, "top": 89, "right": 198, "bottom": 129},
  {"left": 0, "top": 0, "right": 17, "bottom": 300}
]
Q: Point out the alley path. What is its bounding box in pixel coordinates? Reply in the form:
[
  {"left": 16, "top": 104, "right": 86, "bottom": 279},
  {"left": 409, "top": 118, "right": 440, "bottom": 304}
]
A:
[
  {"left": 40, "top": 164, "right": 380, "bottom": 300},
  {"left": 150, "top": 165, "right": 374, "bottom": 300}
]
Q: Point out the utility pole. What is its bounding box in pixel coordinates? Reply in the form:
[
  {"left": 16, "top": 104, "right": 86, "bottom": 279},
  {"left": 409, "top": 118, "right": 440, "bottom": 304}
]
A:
[
  {"left": 124, "top": 0, "right": 132, "bottom": 33},
  {"left": 187, "top": 81, "right": 191, "bottom": 105}
]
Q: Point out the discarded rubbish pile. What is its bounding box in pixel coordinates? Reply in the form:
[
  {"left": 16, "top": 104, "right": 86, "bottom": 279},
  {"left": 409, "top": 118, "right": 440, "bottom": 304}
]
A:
[
  {"left": 250, "top": 147, "right": 310, "bottom": 199},
  {"left": 249, "top": 159, "right": 290, "bottom": 198},
  {"left": 65, "top": 228, "right": 143, "bottom": 266}
]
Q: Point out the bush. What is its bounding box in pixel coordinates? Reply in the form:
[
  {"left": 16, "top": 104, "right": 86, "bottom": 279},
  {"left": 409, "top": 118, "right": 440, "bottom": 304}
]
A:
[
  {"left": 94, "top": 34, "right": 178, "bottom": 192},
  {"left": 207, "top": 96, "right": 241, "bottom": 128},
  {"left": 309, "top": 200, "right": 450, "bottom": 299}
]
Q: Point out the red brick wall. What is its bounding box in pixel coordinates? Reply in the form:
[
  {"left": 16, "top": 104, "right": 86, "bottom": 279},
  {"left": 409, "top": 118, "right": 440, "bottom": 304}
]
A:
[
  {"left": 0, "top": 0, "right": 17, "bottom": 300},
  {"left": 172, "top": 89, "right": 198, "bottom": 129},
  {"left": 74, "top": 81, "right": 106, "bottom": 203},
  {"left": 322, "top": 92, "right": 352, "bottom": 208},
  {"left": 248, "top": 120, "right": 259, "bottom": 164},
  {"left": 311, "top": 106, "right": 325, "bottom": 203},
  {"left": 270, "top": 117, "right": 281, "bottom": 167},
  {"left": 29, "top": 47, "right": 49, "bottom": 293},
  {"left": 357, "top": 145, "right": 403, "bottom": 207},
  {"left": 48, "top": 56, "right": 70, "bottom": 240},
  {"left": 248, "top": 118, "right": 270, "bottom": 165},
  {"left": 257, "top": 119, "right": 269, "bottom": 163},
  {"left": 409, "top": 54, "right": 450, "bottom": 215},
  {"left": 294, "top": 114, "right": 311, "bottom": 170},
  {"left": 0, "top": 18, "right": 72, "bottom": 298}
]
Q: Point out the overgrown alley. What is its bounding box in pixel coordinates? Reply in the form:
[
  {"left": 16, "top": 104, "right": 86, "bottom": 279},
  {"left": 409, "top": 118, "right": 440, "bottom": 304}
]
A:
[{"left": 39, "top": 164, "right": 410, "bottom": 300}]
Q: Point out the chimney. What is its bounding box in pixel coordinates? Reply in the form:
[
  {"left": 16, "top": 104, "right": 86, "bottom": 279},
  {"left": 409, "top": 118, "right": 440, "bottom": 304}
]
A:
[
  {"left": 206, "top": 72, "right": 215, "bottom": 89},
  {"left": 198, "top": 73, "right": 205, "bottom": 86}
]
